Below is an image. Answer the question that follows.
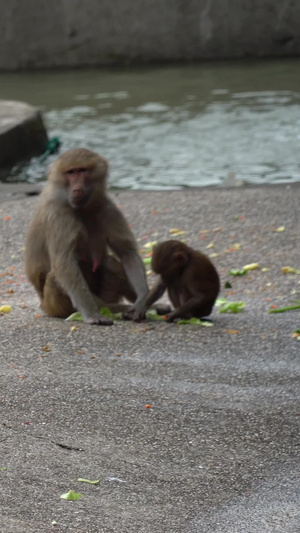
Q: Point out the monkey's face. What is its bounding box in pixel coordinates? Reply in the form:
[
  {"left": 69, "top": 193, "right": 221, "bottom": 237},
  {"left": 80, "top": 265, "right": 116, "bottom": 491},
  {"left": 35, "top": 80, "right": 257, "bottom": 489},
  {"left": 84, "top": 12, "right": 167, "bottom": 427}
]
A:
[
  {"left": 64, "top": 167, "right": 95, "bottom": 208},
  {"left": 50, "top": 149, "right": 108, "bottom": 210}
]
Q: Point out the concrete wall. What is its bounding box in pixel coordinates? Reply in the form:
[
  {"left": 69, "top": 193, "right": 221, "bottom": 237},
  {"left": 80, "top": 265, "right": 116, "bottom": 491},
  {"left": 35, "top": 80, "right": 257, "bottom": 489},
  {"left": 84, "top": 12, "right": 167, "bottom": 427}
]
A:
[{"left": 0, "top": 0, "right": 299, "bottom": 70}]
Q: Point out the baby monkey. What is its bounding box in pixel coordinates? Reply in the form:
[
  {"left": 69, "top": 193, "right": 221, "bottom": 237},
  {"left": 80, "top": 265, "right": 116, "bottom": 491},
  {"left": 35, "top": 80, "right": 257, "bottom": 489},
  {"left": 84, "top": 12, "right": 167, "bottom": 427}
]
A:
[{"left": 142, "top": 240, "right": 220, "bottom": 322}]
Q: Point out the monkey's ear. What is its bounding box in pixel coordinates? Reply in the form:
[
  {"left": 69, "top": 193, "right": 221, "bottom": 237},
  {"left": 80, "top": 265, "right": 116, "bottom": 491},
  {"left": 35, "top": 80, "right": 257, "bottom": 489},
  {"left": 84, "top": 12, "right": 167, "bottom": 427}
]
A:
[
  {"left": 97, "top": 158, "right": 109, "bottom": 176},
  {"left": 102, "top": 158, "right": 109, "bottom": 170},
  {"left": 175, "top": 251, "right": 187, "bottom": 262}
]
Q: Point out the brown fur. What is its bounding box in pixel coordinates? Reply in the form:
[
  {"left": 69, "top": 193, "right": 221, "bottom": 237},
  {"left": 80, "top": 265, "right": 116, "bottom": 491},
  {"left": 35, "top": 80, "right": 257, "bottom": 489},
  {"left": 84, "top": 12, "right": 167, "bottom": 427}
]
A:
[{"left": 142, "top": 240, "right": 220, "bottom": 322}]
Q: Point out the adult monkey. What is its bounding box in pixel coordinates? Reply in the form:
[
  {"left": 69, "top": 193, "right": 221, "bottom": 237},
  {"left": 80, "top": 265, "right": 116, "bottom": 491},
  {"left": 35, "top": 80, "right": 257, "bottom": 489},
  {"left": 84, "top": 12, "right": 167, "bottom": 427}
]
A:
[{"left": 25, "top": 148, "right": 149, "bottom": 325}]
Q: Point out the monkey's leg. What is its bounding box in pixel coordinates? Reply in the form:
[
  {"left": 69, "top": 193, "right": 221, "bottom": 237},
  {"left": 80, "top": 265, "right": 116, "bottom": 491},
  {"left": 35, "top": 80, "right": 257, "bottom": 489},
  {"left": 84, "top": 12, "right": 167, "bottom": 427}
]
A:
[
  {"left": 41, "top": 272, "right": 75, "bottom": 318},
  {"left": 98, "top": 255, "right": 137, "bottom": 303},
  {"left": 79, "top": 255, "right": 134, "bottom": 314},
  {"left": 166, "top": 295, "right": 213, "bottom": 322},
  {"left": 78, "top": 256, "right": 133, "bottom": 315}
]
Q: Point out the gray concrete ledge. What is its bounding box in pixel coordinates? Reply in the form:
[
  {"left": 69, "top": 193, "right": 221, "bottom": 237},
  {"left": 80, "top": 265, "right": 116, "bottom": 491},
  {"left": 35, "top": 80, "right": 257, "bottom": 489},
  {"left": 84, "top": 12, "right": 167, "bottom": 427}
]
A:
[{"left": 0, "top": 100, "right": 48, "bottom": 177}]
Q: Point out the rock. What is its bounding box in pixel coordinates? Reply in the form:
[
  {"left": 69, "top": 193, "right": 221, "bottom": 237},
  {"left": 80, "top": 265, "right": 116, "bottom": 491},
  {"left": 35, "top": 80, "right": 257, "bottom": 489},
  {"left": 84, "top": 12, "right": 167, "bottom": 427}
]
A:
[{"left": 0, "top": 100, "right": 48, "bottom": 178}]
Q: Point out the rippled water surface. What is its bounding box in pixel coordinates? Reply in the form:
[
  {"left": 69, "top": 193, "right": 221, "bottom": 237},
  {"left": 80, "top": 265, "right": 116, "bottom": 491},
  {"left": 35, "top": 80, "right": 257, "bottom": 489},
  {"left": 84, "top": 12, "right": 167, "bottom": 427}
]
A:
[{"left": 1, "top": 60, "right": 300, "bottom": 189}]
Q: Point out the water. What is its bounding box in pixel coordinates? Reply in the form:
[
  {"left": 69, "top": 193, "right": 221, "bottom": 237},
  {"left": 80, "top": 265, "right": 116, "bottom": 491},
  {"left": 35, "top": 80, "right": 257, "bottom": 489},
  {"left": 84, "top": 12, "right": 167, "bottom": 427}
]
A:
[{"left": 1, "top": 59, "right": 300, "bottom": 189}]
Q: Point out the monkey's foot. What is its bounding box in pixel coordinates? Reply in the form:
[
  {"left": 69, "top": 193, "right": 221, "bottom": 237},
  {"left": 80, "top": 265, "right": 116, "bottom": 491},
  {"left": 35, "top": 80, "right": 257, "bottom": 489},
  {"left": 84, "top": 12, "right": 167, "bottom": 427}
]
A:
[
  {"left": 164, "top": 313, "right": 176, "bottom": 323},
  {"left": 88, "top": 315, "right": 114, "bottom": 326}
]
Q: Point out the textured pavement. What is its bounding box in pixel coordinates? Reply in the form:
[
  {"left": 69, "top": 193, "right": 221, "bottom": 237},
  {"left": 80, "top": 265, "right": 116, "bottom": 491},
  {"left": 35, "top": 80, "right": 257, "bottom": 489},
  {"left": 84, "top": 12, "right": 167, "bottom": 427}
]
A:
[{"left": 0, "top": 185, "right": 299, "bottom": 532}]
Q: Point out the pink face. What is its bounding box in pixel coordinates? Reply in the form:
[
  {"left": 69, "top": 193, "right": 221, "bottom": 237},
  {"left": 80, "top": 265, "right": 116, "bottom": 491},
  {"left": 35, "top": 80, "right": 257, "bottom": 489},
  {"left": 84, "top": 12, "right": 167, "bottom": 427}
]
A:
[{"left": 65, "top": 167, "right": 93, "bottom": 208}]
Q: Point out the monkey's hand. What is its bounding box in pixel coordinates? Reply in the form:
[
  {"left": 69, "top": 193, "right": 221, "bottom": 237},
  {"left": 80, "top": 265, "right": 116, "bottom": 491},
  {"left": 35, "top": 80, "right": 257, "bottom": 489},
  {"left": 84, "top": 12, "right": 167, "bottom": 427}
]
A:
[
  {"left": 86, "top": 314, "right": 114, "bottom": 326},
  {"left": 165, "top": 312, "right": 177, "bottom": 323},
  {"left": 122, "top": 306, "right": 146, "bottom": 322}
]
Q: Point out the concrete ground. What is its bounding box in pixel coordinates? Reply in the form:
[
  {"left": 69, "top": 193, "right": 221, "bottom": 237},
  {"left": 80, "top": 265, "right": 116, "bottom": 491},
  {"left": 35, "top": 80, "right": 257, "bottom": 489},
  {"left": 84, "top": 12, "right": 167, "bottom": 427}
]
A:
[{"left": 0, "top": 185, "right": 299, "bottom": 533}]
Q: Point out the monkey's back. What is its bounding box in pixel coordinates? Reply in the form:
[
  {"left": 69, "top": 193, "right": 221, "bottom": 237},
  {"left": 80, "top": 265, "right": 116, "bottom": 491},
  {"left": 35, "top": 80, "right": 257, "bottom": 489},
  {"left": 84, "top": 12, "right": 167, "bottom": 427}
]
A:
[
  {"left": 25, "top": 194, "right": 52, "bottom": 295},
  {"left": 25, "top": 188, "right": 77, "bottom": 291},
  {"left": 172, "top": 249, "right": 220, "bottom": 318},
  {"left": 187, "top": 250, "right": 220, "bottom": 297}
]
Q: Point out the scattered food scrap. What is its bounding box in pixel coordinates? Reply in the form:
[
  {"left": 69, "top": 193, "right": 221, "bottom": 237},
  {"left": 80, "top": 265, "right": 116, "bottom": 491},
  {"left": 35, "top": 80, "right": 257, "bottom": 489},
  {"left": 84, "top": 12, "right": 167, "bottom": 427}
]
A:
[
  {"left": 229, "top": 269, "right": 247, "bottom": 276},
  {"left": 216, "top": 298, "right": 245, "bottom": 314},
  {"left": 146, "top": 309, "right": 165, "bottom": 321},
  {"left": 42, "top": 345, "right": 51, "bottom": 352},
  {"left": 0, "top": 305, "right": 12, "bottom": 313},
  {"left": 268, "top": 301, "right": 300, "bottom": 313},
  {"left": 292, "top": 329, "right": 300, "bottom": 340},
  {"left": 243, "top": 263, "right": 260, "bottom": 271},
  {"left": 77, "top": 478, "right": 100, "bottom": 485},
  {"left": 281, "top": 266, "right": 300, "bottom": 275},
  {"left": 169, "top": 228, "right": 187, "bottom": 236},
  {"left": 60, "top": 490, "right": 83, "bottom": 501},
  {"left": 177, "top": 318, "right": 213, "bottom": 326}
]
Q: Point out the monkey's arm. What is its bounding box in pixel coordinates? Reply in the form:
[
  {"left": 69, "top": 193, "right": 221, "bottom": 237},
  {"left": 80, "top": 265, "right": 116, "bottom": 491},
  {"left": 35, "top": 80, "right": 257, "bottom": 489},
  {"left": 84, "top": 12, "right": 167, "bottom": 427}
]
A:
[
  {"left": 105, "top": 200, "right": 148, "bottom": 319},
  {"left": 120, "top": 250, "right": 148, "bottom": 304},
  {"left": 55, "top": 257, "right": 113, "bottom": 324},
  {"left": 144, "top": 276, "right": 166, "bottom": 308}
]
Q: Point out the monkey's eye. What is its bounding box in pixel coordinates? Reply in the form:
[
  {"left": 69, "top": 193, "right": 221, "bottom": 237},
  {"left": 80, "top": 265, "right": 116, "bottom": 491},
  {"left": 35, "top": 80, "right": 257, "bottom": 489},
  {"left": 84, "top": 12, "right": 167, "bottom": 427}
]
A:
[{"left": 66, "top": 168, "right": 88, "bottom": 175}]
